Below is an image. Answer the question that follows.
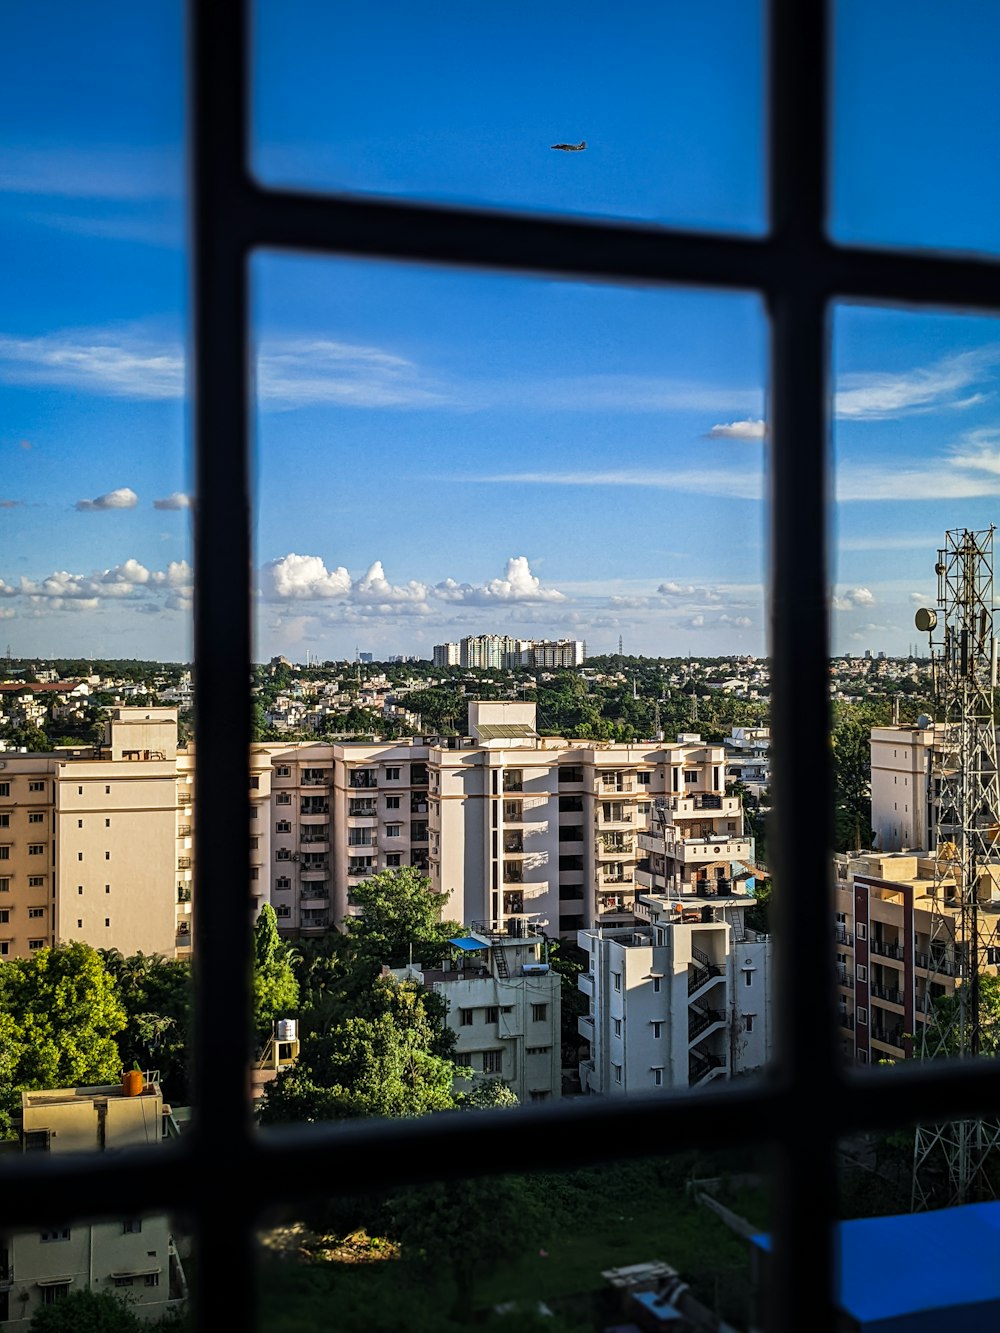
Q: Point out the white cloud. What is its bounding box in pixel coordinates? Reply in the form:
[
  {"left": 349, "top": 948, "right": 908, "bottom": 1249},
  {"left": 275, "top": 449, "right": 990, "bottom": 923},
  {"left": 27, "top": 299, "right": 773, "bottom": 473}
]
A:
[
  {"left": 658, "top": 581, "right": 697, "bottom": 597},
  {"left": 75, "top": 487, "right": 139, "bottom": 512},
  {"left": 833, "top": 586, "right": 876, "bottom": 611},
  {"left": 153, "top": 492, "right": 191, "bottom": 511},
  {"left": 261, "top": 553, "right": 352, "bottom": 601},
  {"left": 834, "top": 348, "right": 999, "bottom": 421},
  {"left": 0, "top": 607, "right": 14, "bottom": 619},
  {"left": 472, "top": 467, "right": 764, "bottom": 501},
  {"left": 909, "top": 591, "right": 933, "bottom": 605},
  {"left": 258, "top": 338, "right": 450, "bottom": 410},
  {"left": 706, "top": 418, "right": 766, "bottom": 440},
  {"left": 434, "top": 556, "right": 565, "bottom": 605},
  {"left": 354, "top": 561, "right": 428, "bottom": 604}
]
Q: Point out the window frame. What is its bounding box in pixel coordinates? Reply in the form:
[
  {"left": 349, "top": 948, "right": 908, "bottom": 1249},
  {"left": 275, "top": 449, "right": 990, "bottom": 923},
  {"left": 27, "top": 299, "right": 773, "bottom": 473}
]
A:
[{"left": 6, "top": 9, "right": 1000, "bottom": 1333}]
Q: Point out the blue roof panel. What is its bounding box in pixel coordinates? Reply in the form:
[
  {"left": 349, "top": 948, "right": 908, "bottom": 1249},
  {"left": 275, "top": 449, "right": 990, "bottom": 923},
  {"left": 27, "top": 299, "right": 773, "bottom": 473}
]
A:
[{"left": 752, "top": 1202, "right": 1000, "bottom": 1323}]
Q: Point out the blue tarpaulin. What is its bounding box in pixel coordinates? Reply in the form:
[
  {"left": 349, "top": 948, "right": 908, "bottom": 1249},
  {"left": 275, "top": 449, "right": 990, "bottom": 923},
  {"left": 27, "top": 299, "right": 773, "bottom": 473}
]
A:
[
  {"left": 752, "top": 1201, "right": 1000, "bottom": 1329},
  {"left": 448, "top": 936, "right": 486, "bottom": 951}
]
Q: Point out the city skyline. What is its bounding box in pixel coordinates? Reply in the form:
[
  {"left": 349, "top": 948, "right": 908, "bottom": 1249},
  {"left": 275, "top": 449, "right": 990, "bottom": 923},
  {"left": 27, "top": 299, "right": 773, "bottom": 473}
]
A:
[{"left": 5, "top": 4, "right": 1000, "bottom": 660}]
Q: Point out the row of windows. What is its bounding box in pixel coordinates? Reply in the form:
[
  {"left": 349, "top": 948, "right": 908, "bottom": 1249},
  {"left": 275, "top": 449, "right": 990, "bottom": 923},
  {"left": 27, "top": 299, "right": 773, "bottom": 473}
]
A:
[
  {"left": 0, "top": 876, "right": 46, "bottom": 889},
  {"left": 0, "top": 781, "right": 47, "bottom": 797},
  {"left": 0, "top": 811, "right": 47, "bottom": 826},
  {"left": 457, "top": 1004, "right": 548, "bottom": 1024}
]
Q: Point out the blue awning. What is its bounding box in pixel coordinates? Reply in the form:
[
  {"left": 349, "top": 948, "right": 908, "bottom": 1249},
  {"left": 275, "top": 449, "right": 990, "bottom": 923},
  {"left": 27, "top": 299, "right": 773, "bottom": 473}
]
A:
[{"left": 448, "top": 936, "right": 486, "bottom": 952}]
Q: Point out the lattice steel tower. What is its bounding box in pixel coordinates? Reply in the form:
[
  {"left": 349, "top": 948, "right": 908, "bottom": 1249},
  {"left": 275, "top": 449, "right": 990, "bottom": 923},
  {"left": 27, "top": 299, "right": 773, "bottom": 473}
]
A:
[{"left": 912, "top": 527, "right": 1000, "bottom": 1209}]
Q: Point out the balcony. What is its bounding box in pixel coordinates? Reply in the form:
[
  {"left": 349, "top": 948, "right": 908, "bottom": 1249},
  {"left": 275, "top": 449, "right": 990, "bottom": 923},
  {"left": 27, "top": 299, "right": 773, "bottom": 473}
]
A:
[
  {"left": 348, "top": 802, "right": 377, "bottom": 818},
  {"left": 177, "top": 857, "right": 191, "bottom": 870},
  {"left": 598, "top": 779, "right": 634, "bottom": 794},
  {"left": 177, "top": 824, "right": 192, "bottom": 838},
  {"left": 871, "top": 1026, "right": 905, "bottom": 1050},
  {"left": 602, "top": 872, "right": 634, "bottom": 886},
  {"left": 301, "top": 864, "right": 329, "bottom": 880},
  {"left": 596, "top": 838, "right": 633, "bottom": 858},
  {"left": 577, "top": 1014, "right": 595, "bottom": 1040},
  {"left": 502, "top": 776, "right": 523, "bottom": 794},
  {"left": 300, "top": 834, "right": 329, "bottom": 848},
  {"left": 348, "top": 772, "right": 377, "bottom": 790},
  {"left": 835, "top": 927, "right": 854, "bottom": 946},
  {"left": 301, "top": 913, "right": 330, "bottom": 933},
  {"left": 503, "top": 834, "right": 525, "bottom": 855},
  {"left": 837, "top": 1011, "right": 855, "bottom": 1031},
  {"left": 177, "top": 886, "right": 192, "bottom": 903},
  {"left": 870, "top": 938, "right": 905, "bottom": 962},
  {"left": 503, "top": 802, "right": 523, "bottom": 822},
  {"left": 411, "top": 798, "right": 428, "bottom": 815},
  {"left": 300, "top": 889, "right": 329, "bottom": 906},
  {"left": 915, "top": 950, "right": 958, "bottom": 977},
  {"left": 300, "top": 803, "right": 329, "bottom": 819},
  {"left": 302, "top": 774, "right": 329, "bottom": 786},
  {"left": 178, "top": 791, "right": 192, "bottom": 805},
  {"left": 871, "top": 983, "right": 905, "bottom": 1006},
  {"left": 579, "top": 972, "right": 595, "bottom": 998}
]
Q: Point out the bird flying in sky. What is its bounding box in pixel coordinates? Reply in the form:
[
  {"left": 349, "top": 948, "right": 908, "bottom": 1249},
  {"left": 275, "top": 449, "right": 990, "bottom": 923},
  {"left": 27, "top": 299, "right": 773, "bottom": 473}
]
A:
[{"left": 551, "top": 140, "right": 586, "bottom": 151}]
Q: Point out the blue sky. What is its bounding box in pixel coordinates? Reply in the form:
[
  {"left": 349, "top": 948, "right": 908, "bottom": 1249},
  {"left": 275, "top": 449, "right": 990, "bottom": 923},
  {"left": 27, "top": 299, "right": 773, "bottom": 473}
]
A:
[{"left": 3, "top": 2, "right": 1000, "bottom": 661}]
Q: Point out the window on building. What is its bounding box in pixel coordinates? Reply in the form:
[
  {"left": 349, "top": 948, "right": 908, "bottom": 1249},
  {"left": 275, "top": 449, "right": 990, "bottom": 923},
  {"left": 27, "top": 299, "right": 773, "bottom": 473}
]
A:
[
  {"left": 41, "top": 1284, "right": 70, "bottom": 1305},
  {"left": 613, "top": 972, "right": 621, "bottom": 993},
  {"left": 481, "top": 1050, "right": 502, "bottom": 1075},
  {"left": 526, "top": 1047, "right": 550, "bottom": 1056},
  {"left": 485, "top": 1006, "right": 499, "bottom": 1024},
  {"left": 123, "top": 1219, "right": 143, "bottom": 1234},
  {"left": 385, "top": 823, "right": 402, "bottom": 838},
  {"left": 746, "top": 1015, "right": 755, "bottom": 1033},
  {"left": 652, "top": 977, "right": 662, "bottom": 993},
  {"left": 653, "top": 1069, "right": 664, "bottom": 1087},
  {"left": 276, "top": 792, "right": 291, "bottom": 805},
  {"left": 28, "top": 939, "right": 44, "bottom": 950},
  {"left": 0, "top": 879, "right": 8, "bottom": 892},
  {"left": 29, "top": 812, "right": 45, "bottom": 824},
  {"left": 857, "top": 965, "right": 867, "bottom": 983},
  {"left": 385, "top": 767, "right": 401, "bottom": 781},
  {"left": 385, "top": 853, "right": 402, "bottom": 867},
  {"left": 531, "top": 1003, "right": 547, "bottom": 1022},
  {"left": 29, "top": 844, "right": 44, "bottom": 856},
  {"left": 28, "top": 907, "right": 45, "bottom": 919},
  {"left": 0, "top": 784, "right": 8, "bottom": 797},
  {"left": 276, "top": 765, "right": 290, "bottom": 778},
  {"left": 613, "top": 1064, "right": 622, "bottom": 1084},
  {"left": 385, "top": 795, "right": 400, "bottom": 809},
  {"left": 637, "top": 772, "right": 651, "bottom": 785},
  {"left": 652, "top": 1021, "right": 662, "bottom": 1038},
  {"left": 856, "top": 924, "right": 867, "bottom": 941},
  {"left": 144, "top": 1274, "right": 160, "bottom": 1288},
  {"left": 857, "top": 1007, "right": 868, "bottom": 1025},
  {"left": 29, "top": 781, "right": 45, "bottom": 793},
  {"left": 40, "top": 1227, "right": 70, "bottom": 1242},
  {"left": 613, "top": 1018, "right": 622, "bottom": 1037},
  {"left": 458, "top": 1009, "right": 473, "bottom": 1027},
  {"left": 0, "top": 848, "right": 9, "bottom": 862},
  {"left": 114, "top": 1276, "right": 135, "bottom": 1288},
  {"left": 276, "top": 820, "right": 291, "bottom": 833}
]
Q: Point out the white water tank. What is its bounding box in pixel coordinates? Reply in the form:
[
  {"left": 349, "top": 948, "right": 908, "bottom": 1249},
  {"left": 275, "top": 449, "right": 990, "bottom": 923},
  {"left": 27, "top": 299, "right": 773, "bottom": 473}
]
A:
[{"left": 275, "top": 1019, "right": 297, "bottom": 1042}]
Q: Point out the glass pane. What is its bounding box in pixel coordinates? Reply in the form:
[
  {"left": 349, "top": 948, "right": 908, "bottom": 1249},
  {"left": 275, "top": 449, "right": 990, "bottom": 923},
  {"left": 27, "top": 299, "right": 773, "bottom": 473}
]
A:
[
  {"left": 832, "top": 1, "right": 1000, "bottom": 255},
  {"left": 256, "top": 1151, "right": 772, "bottom": 1330},
  {"left": 252, "top": 1, "right": 765, "bottom": 233},
  {"left": 0, "top": 2, "right": 195, "bottom": 1131},
  {"left": 249, "top": 253, "right": 772, "bottom": 1125},
  {"left": 833, "top": 306, "right": 1000, "bottom": 1104}
]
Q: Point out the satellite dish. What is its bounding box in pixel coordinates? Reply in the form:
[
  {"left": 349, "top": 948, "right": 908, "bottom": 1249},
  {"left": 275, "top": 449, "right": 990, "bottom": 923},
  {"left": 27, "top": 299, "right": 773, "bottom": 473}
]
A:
[
  {"left": 916, "top": 714, "right": 931, "bottom": 729},
  {"left": 914, "top": 607, "right": 937, "bottom": 633}
]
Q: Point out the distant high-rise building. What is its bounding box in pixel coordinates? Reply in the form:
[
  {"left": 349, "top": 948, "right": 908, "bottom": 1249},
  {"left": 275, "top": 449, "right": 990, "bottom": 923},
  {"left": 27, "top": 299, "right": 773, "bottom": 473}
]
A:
[{"left": 432, "top": 642, "right": 461, "bottom": 667}]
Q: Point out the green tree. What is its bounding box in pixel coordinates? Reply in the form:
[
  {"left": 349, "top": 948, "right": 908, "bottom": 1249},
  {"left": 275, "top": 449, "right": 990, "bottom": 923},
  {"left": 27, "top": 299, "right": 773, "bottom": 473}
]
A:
[
  {"left": 345, "top": 867, "right": 463, "bottom": 968},
  {"left": 100, "top": 951, "right": 193, "bottom": 1102},
  {"left": 260, "top": 977, "right": 459, "bottom": 1124},
  {"left": 252, "top": 904, "right": 300, "bottom": 1043},
  {"left": 458, "top": 1078, "right": 519, "bottom": 1110},
  {"left": 390, "top": 1175, "right": 545, "bottom": 1315},
  {"left": 0, "top": 943, "right": 127, "bottom": 1134},
  {"left": 29, "top": 1289, "right": 144, "bottom": 1333}
]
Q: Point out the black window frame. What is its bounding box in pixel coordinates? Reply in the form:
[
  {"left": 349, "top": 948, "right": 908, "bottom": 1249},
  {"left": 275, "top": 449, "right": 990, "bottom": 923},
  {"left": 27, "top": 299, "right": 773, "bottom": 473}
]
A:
[{"left": 5, "top": 6, "right": 1000, "bottom": 1332}]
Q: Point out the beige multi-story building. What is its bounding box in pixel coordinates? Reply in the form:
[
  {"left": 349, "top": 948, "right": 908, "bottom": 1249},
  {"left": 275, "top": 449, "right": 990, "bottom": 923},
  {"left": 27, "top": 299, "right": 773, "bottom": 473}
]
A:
[
  {"left": 391, "top": 925, "right": 562, "bottom": 1103},
  {"left": 0, "top": 710, "right": 187, "bottom": 961},
  {"left": 869, "top": 722, "right": 935, "bottom": 852},
  {"left": 255, "top": 705, "right": 744, "bottom": 941},
  {"left": 0, "top": 1076, "right": 186, "bottom": 1327},
  {"left": 830, "top": 850, "right": 1000, "bottom": 1065}
]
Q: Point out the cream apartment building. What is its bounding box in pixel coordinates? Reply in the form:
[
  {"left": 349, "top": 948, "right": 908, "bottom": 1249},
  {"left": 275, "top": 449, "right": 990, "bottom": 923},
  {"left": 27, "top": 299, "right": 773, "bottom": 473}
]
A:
[
  {"left": 869, "top": 722, "right": 936, "bottom": 852},
  {"left": 0, "top": 711, "right": 192, "bottom": 961},
  {"left": 244, "top": 705, "right": 739, "bottom": 942},
  {"left": 0, "top": 1077, "right": 186, "bottom": 1327}
]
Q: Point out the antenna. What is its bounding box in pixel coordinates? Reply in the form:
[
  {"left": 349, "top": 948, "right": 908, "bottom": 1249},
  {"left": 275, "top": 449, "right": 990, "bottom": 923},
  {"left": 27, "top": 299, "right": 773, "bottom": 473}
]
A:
[
  {"left": 618, "top": 634, "right": 624, "bottom": 659},
  {"left": 912, "top": 527, "right": 1000, "bottom": 1209}
]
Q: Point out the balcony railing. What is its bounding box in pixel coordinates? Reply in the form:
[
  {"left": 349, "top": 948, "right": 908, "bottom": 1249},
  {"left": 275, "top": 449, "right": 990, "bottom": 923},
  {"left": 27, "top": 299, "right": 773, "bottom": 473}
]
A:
[
  {"left": 871, "top": 1027, "right": 905, "bottom": 1049},
  {"left": 837, "top": 1012, "right": 855, "bottom": 1031},
  {"left": 301, "top": 802, "right": 329, "bottom": 816},
  {"left": 871, "top": 983, "right": 905, "bottom": 1006},
  {"left": 177, "top": 857, "right": 192, "bottom": 870},
  {"left": 349, "top": 773, "right": 377, "bottom": 789},
  {"left": 915, "top": 950, "right": 958, "bottom": 977},
  {"left": 177, "top": 887, "right": 192, "bottom": 903},
  {"left": 870, "top": 939, "right": 905, "bottom": 962},
  {"left": 835, "top": 927, "right": 854, "bottom": 946}
]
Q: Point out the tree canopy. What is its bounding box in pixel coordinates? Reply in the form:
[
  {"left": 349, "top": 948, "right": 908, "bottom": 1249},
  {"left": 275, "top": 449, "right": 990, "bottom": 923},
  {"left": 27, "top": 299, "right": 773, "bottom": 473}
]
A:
[
  {"left": 345, "top": 866, "right": 463, "bottom": 968},
  {"left": 253, "top": 904, "right": 300, "bottom": 1042},
  {"left": 0, "top": 942, "right": 127, "bottom": 1133}
]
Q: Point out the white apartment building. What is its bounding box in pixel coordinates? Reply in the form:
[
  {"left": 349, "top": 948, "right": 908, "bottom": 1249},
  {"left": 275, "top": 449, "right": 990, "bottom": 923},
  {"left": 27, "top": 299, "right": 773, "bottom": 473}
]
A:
[
  {"left": 391, "top": 925, "right": 562, "bottom": 1103},
  {"left": 577, "top": 892, "right": 772, "bottom": 1095},
  {"left": 432, "top": 642, "right": 461, "bottom": 667},
  {"left": 869, "top": 722, "right": 935, "bottom": 852},
  {"left": 0, "top": 1077, "right": 186, "bottom": 1327},
  {"left": 724, "top": 726, "right": 771, "bottom": 797}
]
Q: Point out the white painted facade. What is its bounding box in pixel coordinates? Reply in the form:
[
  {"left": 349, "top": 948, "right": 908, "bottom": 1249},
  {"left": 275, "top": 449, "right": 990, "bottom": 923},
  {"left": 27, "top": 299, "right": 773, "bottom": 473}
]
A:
[
  {"left": 869, "top": 723, "right": 935, "bottom": 852},
  {"left": 391, "top": 928, "right": 562, "bottom": 1103},
  {"left": 578, "top": 893, "right": 772, "bottom": 1095}
]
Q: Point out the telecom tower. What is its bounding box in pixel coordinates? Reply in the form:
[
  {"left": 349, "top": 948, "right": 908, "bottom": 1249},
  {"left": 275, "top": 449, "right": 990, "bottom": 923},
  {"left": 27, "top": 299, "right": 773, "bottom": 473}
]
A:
[{"left": 912, "top": 527, "right": 1000, "bottom": 1209}]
